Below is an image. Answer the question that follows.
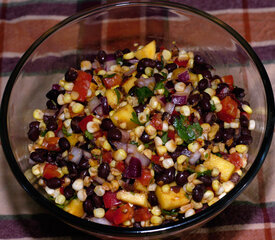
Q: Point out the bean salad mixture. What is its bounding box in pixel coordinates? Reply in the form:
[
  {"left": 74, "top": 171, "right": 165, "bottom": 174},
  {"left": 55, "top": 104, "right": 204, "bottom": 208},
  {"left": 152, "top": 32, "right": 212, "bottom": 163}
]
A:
[{"left": 26, "top": 40, "right": 255, "bottom": 227}]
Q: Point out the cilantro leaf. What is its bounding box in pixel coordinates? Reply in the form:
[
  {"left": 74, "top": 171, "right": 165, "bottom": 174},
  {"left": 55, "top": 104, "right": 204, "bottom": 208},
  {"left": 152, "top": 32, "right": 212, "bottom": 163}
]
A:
[
  {"left": 154, "top": 81, "right": 170, "bottom": 98},
  {"left": 130, "top": 141, "right": 139, "bottom": 146},
  {"left": 114, "top": 88, "right": 121, "bottom": 103},
  {"left": 116, "top": 57, "right": 123, "bottom": 66},
  {"left": 62, "top": 126, "right": 72, "bottom": 137},
  {"left": 136, "top": 87, "right": 154, "bottom": 104},
  {"left": 160, "top": 72, "right": 167, "bottom": 79},
  {"left": 210, "top": 103, "right": 216, "bottom": 112},
  {"left": 84, "top": 130, "right": 94, "bottom": 140},
  {"left": 130, "top": 112, "right": 143, "bottom": 126},
  {"left": 40, "top": 130, "right": 47, "bottom": 137},
  {"left": 103, "top": 73, "right": 116, "bottom": 78},
  {"left": 173, "top": 116, "right": 202, "bottom": 144},
  {"left": 161, "top": 209, "right": 178, "bottom": 216},
  {"left": 161, "top": 132, "right": 169, "bottom": 144},
  {"left": 197, "top": 169, "right": 212, "bottom": 178},
  {"left": 214, "top": 152, "right": 222, "bottom": 157}
]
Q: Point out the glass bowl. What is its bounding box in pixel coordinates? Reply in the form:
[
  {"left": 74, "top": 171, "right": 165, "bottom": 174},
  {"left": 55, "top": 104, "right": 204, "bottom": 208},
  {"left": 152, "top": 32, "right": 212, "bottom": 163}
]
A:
[{"left": 1, "top": 1, "right": 274, "bottom": 239}]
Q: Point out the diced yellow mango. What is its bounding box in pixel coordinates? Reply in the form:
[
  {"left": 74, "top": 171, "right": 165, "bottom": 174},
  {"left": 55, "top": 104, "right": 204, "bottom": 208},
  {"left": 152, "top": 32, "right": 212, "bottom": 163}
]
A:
[
  {"left": 203, "top": 154, "right": 235, "bottom": 181},
  {"left": 155, "top": 186, "right": 190, "bottom": 210},
  {"left": 122, "top": 76, "right": 137, "bottom": 93},
  {"left": 135, "top": 40, "right": 156, "bottom": 60},
  {"left": 116, "top": 190, "right": 149, "bottom": 207},
  {"left": 189, "top": 72, "right": 199, "bottom": 87},
  {"left": 110, "top": 104, "right": 138, "bottom": 130},
  {"left": 134, "top": 180, "right": 148, "bottom": 193},
  {"left": 66, "top": 134, "right": 80, "bottom": 147},
  {"left": 106, "top": 89, "right": 118, "bottom": 109},
  {"left": 64, "top": 199, "right": 84, "bottom": 217}
]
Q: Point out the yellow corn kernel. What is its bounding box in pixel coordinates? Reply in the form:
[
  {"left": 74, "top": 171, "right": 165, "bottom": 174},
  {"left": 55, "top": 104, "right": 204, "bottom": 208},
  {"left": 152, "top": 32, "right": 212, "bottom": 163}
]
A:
[
  {"left": 177, "top": 155, "right": 188, "bottom": 164},
  {"left": 175, "top": 137, "right": 183, "bottom": 145},
  {"left": 145, "top": 124, "right": 157, "bottom": 136},
  {"left": 97, "top": 70, "right": 106, "bottom": 76},
  {"left": 215, "top": 103, "right": 222, "bottom": 112},
  {"left": 202, "top": 190, "right": 214, "bottom": 202},
  {"left": 114, "top": 149, "right": 127, "bottom": 161},
  {"left": 102, "top": 140, "right": 111, "bottom": 151},
  {"left": 123, "top": 51, "right": 135, "bottom": 60},
  {"left": 222, "top": 181, "right": 235, "bottom": 193},
  {"left": 162, "top": 49, "right": 172, "bottom": 61},
  {"left": 242, "top": 104, "right": 252, "bottom": 114},
  {"left": 187, "top": 58, "right": 194, "bottom": 68},
  {"left": 93, "top": 208, "right": 105, "bottom": 218},
  {"left": 188, "top": 142, "right": 200, "bottom": 153},
  {"left": 63, "top": 93, "right": 72, "bottom": 104},
  {"left": 151, "top": 216, "right": 162, "bottom": 225},
  {"left": 86, "top": 121, "right": 100, "bottom": 133},
  {"left": 180, "top": 105, "right": 191, "bottom": 116},
  {"left": 248, "top": 120, "right": 256, "bottom": 130},
  {"left": 45, "top": 131, "right": 55, "bottom": 139},
  {"left": 165, "top": 140, "right": 177, "bottom": 152},
  {"left": 208, "top": 197, "right": 219, "bottom": 206},
  {"left": 71, "top": 91, "right": 79, "bottom": 100},
  {"left": 156, "top": 146, "right": 167, "bottom": 156},
  {"left": 134, "top": 126, "right": 145, "bottom": 138},
  {"left": 55, "top": 194, "right": 66, "bottom": 205},
  {"left": 64, "top": 82, "right": 74, "bottom": 91},
  {"left": 71, "top": 103, "right": 84, "bottom": 114},
  {"left": 145, "top": 67, "right": 153, "bottom": 77},
  {"left": 161, "top": 184, "right": 170, "bottom": 193},
  {"left": 138, "top": 112, "right": 148, "bottom": 124},
  {"left": 198, "top": 74, "right": 203, "bottom": 81},
  {"left": 186, "top": 182, "right": 195, "bottom": 193},
  {"left": 211, "top": 96, "right": 220, "bottom": 105},
  {"left": 212, "top": 180, "right": 220, "bottom": 192},
  {"left": 143, "top": 149, "right": 152, "bottom": 159},
  {"left": 208, "top": 123, "right": 219, "bottom": 140},
  {"left": 32, "top": 164, "right": 41, "bottom": 176},
  {"left": 33, "top": 109, "right": 44, "bottom": 120},
  {"left": 59, "top": 79, "right": 65, "bottom": 87},
  {"left": 204, "top": 88, "right": 215, "bottom": 97},
  {"left": 151, "top": 206, "right": 161, "bottom": 216},
  {"left": 235, "top": 144, "right": 248, "bottom": 154},
  {"left": 195, "top": 164, "right": 207, "bottom": 173},
  {"left": 175, "top": 82, "right": 186, "bottom": 92}
]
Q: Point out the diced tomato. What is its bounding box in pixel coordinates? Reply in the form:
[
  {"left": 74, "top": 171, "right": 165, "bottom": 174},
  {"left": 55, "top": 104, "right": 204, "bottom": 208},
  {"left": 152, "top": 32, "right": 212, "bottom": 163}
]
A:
[
  {"left": 174, "top": 58, "right": 188, "bottom": 67},
  {"left": 116, "top": 161, "right": 125, "bottom": 172},
  {"left": 134, "top": 207, "right": 152, "bottom": 222},
  {"left": 217, "top": 96, "right": 238, "bottom": 123},
  {"left": 102, "top": 151, "right": 113, "bottom": 163},
  {"left": 72, "top": 71, "right": 92, "bottom": 102},
  {"left": 102, "top": 74, "right": 122, "bottom": 89},
  {"left": 60, "top": 186, "right": 64, "bottom": 195},
  {"left": 54, "top": 120, "right": 63, "bottom": 135},
  {"left": 41, "top": 137, "right": 60, "bottom": 151},
  {"left": 151, "top": 155, "right": 161, "bottom": 165},
  {"left": 137, "top": 168, "right": 152, "bottom": 186},
  {"left": 103, "top": 191, "right": 121, "bottom": 209},
  {"left": 222, "top": 75, "right": 234, "bottom": 90},
  {"left": 79, "top": 115, "right": 94, "bottom": 132},
  {"left": 229, "top": 152, "right": 243, "bottom": 169},
  {"left": 113, "top": 204, "right": 134, "bottom": 225},
  {"left": 167, "top": 130, "right": 175, "bottom": 140},
  {"left": 43, "top": 163, "right": 60, "bottom": 179},
  {"left": 105, "top": 207, "right": 117, "bottom": 224},
  {"left": 151, "top": 114, "right": 162, "bottom": 130}
]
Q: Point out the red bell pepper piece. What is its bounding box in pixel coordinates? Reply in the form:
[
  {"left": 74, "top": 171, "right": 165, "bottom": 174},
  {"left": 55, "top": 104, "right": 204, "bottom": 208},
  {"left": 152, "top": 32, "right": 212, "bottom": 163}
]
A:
[
  {"left": 103, "top": 191, "right": 121, "bottom": 209},
  {"left": 102, "top": 74, "right": 122, "bottom": 89},
  {"left": 43, "top": 163, "right": 60, "bottom": 179},
  {"left": 72, "top": 71, "right": 92, "bottom": 102},
  {"left": 174, "top": 58, "right": 188, "bottom": 67},
  {"left": 78, "top": 115, "right": 94, "bottom": 132},
  {"left": 137, "top": 168, "right": 152, "bottom": 186},
  {"left": 41, "top": 137, "right": 60, "bottom": 151},
  {"left": 116, "top": 161, "right": 125, "bottom": 172},
  {"left": 222, "top": 75, "right": 234, "bottom": 90},
  {"left": 217, "top": 96, "right": 238, "bottom": 123},
  {"left": 167, "top": 130, "right": 175, "bottom": 140},
  {"left": 102, "top": 151, "right": 113, "bottom": 163},
  {"left": 150, "top": 113, "right": 162, "bottom": 130},
  {"left": 105, "top": 204, "right": 134, "bottom": 226},
  {"left": 229, "top": 152, "right": 243, "bottom": 169},
  {"left": 151, "top": 155, "right": 161, "bottom": 165},
  {"left": 134, "top": 207, "right": 152, "bottom": 222}
]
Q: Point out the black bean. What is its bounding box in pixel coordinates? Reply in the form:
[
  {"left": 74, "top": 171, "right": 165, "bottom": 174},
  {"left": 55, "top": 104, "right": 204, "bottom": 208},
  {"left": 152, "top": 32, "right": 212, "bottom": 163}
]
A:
[
  {"left": 233, "top": 87, "right": 245, "bottom": 99},
  {"left": 214, "top": 129, "right": 223, "bottom": 142},
  {"left": 162, "top": 219, "right": 174, "bottom": 225},
  {"left": 58, "top": 137, "right": 71, "bottom": 151},
  {"left": 63, "top": 186, "right": 75, "bottom": 199},
  {"left": 28, "top": 127, "right": 40, "bottom": 141},
  {"left": 46, "top": 178, "right": 62, "bottom": 189},
  {"left": 46, "top": 100, "right": 58, "bottom": 110},
  {"left": 153, "top": 73, "right": 164, "bottom": 83},
  {"left": 91, "top": 193, "right": 103, "bottom": 208},
  {"left": 46, "top": 89, "right": 59, "bottom": 102},
  {"left": 79, "top": 169, "right": 89, "bottom": 179},
  {"left": 128, "top": 86, "right": 138, "bottom": 96},
  {"left": 47, "top": 151, "right": 57, "bottom": 163},
  {"left": 98, "top": 162, "right": 110, "bottom": 179},
  {"left": 194, "top": 55, "right": 205, "bottom": 65},
  {"left": 230, "top": 172, "right": 241, "bottom": 184},
  {"left": 153, "top": 164, "right": 164, "bottom": 175},
  {"left": 156, "top": 61, "right": 163, "bottom": 71},
  {"left": 83, "top": 198, "right": 94, "bottom": 214},
  {"left": 148, "top": 191, "right": 158, "bottom": 206},
  {"left": 192, "top": 184, "right": 205, "bottom": 202},
  {"left": 165, "top": 81, "right": 174, "bottom": 89},
  {"left": 71, "top": 116, "right": 83, "bottom": 133},
  {"left": 107, "top": 128, "right": 122, "bottom": 141},
  {"left": 200, "top": 99, "right": 211, "bottom": 111},
  {"left": 216, "top": 83, "right": 230, "bottom": 100},
  {"left": 169, "top": 146, "right": 191, "bottom": 161},
  {"left": 29, "top": 121, "right": 40, "bottom": 129},
  {"left": 100, "top": 118, "right": 115, "bottom": 131},
  {"left": 175, "top": 170, "right": 190, "bottom": 186},
  {"left": 198, "top": 78, "right": 208, "bottom": 92},
  {"left": 165, "top": 63, "right": 177, "bottom": 72},
  {"left": 238, "top": 135, "right": 253, "bottom": 145},
  {"left": 198, "top": 175, "right": 212, "bottom": 186},
  {"left": 163, "top": 167, "right": 176, "bottom": 184},
  {"left": 133, "top": 222, "right": 142, "bottom": 228},
  {"left": 67, "top": 162, "right": 78, "bottom": 179},
  {"left": 96, "top": 50, "right": 106, "bottom": 63},
  {"left": 240, "top": 115, "right": 249, "bottom": 127},
  {"left": 78, "top": 157, "right": 90, "bottom": 169},
  {"left": 140, "top": 131, "right": 151, "bottom": 143},
  {"left": 55, "top": 153, "right": 67, "bottom": 167},
  {"left": 65, "top": 68, "right": 78, "bottom": 82},
  {"left": 86, "top": 185, "right": 95, "bottom": 196},
  {"left": 114, "top": 49, "right": 123, "bottom": 59},
  {"left": 223, "top": 128, "right": 235, "bottom": 141},
  {"left": 43, "top": 115, "right": 58, "bottom": 131},
  {"left": 122, "top": 48, "right": 131, "bottom": 54},
  {"left": 30, "top": 149, "right": 48, "bottom": 163},
  {"left": 134, "top": 104, "right": 146, "bottom": 114},
  {"left": 188, "top": 94, "right": 201, "bottom": 106},
  {"left": 241, "top": 127, "right": 251, "bottom": 136},
  {"left": 201, "top": 70, "right": 212, "bottom": 79}
]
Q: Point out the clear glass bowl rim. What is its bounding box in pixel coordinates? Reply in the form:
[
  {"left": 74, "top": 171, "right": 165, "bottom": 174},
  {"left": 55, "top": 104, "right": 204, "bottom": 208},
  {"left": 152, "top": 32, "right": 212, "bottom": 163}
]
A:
[{"left": 0, "top": 0, "right": 274, "bottom": 237}]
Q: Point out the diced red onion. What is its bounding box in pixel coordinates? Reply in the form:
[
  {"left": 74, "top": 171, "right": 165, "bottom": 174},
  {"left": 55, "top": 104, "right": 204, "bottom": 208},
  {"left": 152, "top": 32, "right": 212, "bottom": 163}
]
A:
[
  {"left": 171, "top": 93, "right": 188, "bottom": 106},
  {"left": 83, "top": 150, "right": 92, "bottom": 159},
  {"left": 70, "top": 147, "right": 83, "bottom": 164},
  {"left": 156, "top": 95, "right": 166, "bottom": 105},
  {"left": 93, "top": 176, "right": 105, "bottom": 184},
  {"left": 94, "top": 105, "right": 103, "bottom": 117},
  {"left": 136, "top": 76, "right": 155, "bottom": 88},
  {"left": 189, "top": 151, "right": 201, "bottom": 165},
  {"left": 101, "top": 97, "right": 109, "bottom": 115},
  {"left": 124, "top": 65, "right": 137, "bottom": 76},
  {"left": 52, "top": 84, "right": 60, "bottom": 90},
  {"left": 104, "top": 60, "right": 116, "bottom": 71},
  {"left": 88, "top": 97, "right": 101, "bottom": 112},
  {"left": 92, "top": 59, "right": 101, "bottom": 69},
  {"left": 55, "top": 104, "right": 67, "bottom": 118},
  {"left": 165, "top": 102, "right": 175, "bottom": 114},
  {"left": 114, "top": 142, "right": 128, "bottom": 152},
  {"left": 128, "top": 58, "right": 139, "bottom": 64},
  {"left": 125, "top": 154, "right": 133, "bottom": 165},
  {"left": 178, "top": 70, "right": 190, "bottom": 83},
  {"left": 183, "top": 84, "right": 193, "bottom": 95},
  {"left": 106, "top": 54, "right": 115, "bottom": 61},
  {"left": 120, "top": 130, "right": 130, "bottom": 143},
  {"left": 90, "top": 217, "right": 112, "bottom": 226},
  {"left": 57, "top": 130, "right": 64, "bottom": 138},
  {"left": 123, "top": 157, "right": 142, "bottom": 178},
  {"left": 205, "top": 112, "right": 214, "bottom": 123}
]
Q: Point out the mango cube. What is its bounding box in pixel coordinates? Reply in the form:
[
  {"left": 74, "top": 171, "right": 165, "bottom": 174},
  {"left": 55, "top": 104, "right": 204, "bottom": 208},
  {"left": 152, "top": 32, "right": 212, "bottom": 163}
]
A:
[{"left": 135, "top": 40, "right": 156, "bottom": 60}]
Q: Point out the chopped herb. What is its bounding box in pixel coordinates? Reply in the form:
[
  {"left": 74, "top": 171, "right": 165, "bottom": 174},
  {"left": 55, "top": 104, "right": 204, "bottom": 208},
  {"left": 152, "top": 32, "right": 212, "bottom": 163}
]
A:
[
  {"left": 116, "top": 57, "right": 123, "bottom": 66},
  {"left": 197, "top": 169, "right": 212, "bottom": 178},
  {"left": 144, "top": 141, "right": 153, "bottom": 148},
  {"left": 185, "top": 193, "right": 191, "bottom": 199},
  {"left": 114, "top": 88, "right": 121, "bottom": 103},
  {"left": 62, "top": 126, "right": 71, "bottom": 137},
  {"left": 210, "top": 103, "right": 216, "bottom": 112},
  {"left": 130, "top": 141, "right": 139, "bottom": 146},
  {"left": 136, "top": 86, "right": 154, "bottom": 104},
  {"left": 173, "top": 115, "right": 202, "bottom": 144},
  {"left": 160, "top": 72, "right": 168, "bottom": 79},
  {"left": 154, "top": 81, "right": 169, "bottom": 98},
  {"left": 204, "top": 153, "right": 209, "bottom": 159},
  {"left": 161, "top": 131, "right": 169, "bottom": 144},
  {"left": 214, "top": 152, "right": 222, "bottom": 157},
  {"left": 146, "top": 114, "right": 150, "bottom": 123},
  {"left": 84, "top": 130, "right": 94, "bottom": 140},
  {"left": 187, "top": 168, "right": 195, "bottom": 173},
  {"left": 40, "top": 130, "right": 47, "bottom": 137},
  {"left": 161, "top": 209, "right": 178, "bottom": 216},
  {"left": 103, "top": 73, "right": 116, "bottom": 78},
  {"left": 130, "top": 111, "right": 143, "bottom": 126}
]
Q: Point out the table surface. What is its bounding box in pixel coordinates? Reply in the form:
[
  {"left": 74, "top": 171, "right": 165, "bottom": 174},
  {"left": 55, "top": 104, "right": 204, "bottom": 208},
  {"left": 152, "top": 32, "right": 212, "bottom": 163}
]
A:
[{"left": 0, "top": 0, "right": 274, "bottom": 239}]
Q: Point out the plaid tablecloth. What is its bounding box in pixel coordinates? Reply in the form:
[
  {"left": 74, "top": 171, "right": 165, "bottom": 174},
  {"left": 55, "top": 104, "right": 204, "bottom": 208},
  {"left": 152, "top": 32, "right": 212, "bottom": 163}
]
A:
[{"left": 0, "top": 0, "right": 274, "bottom": 239}]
